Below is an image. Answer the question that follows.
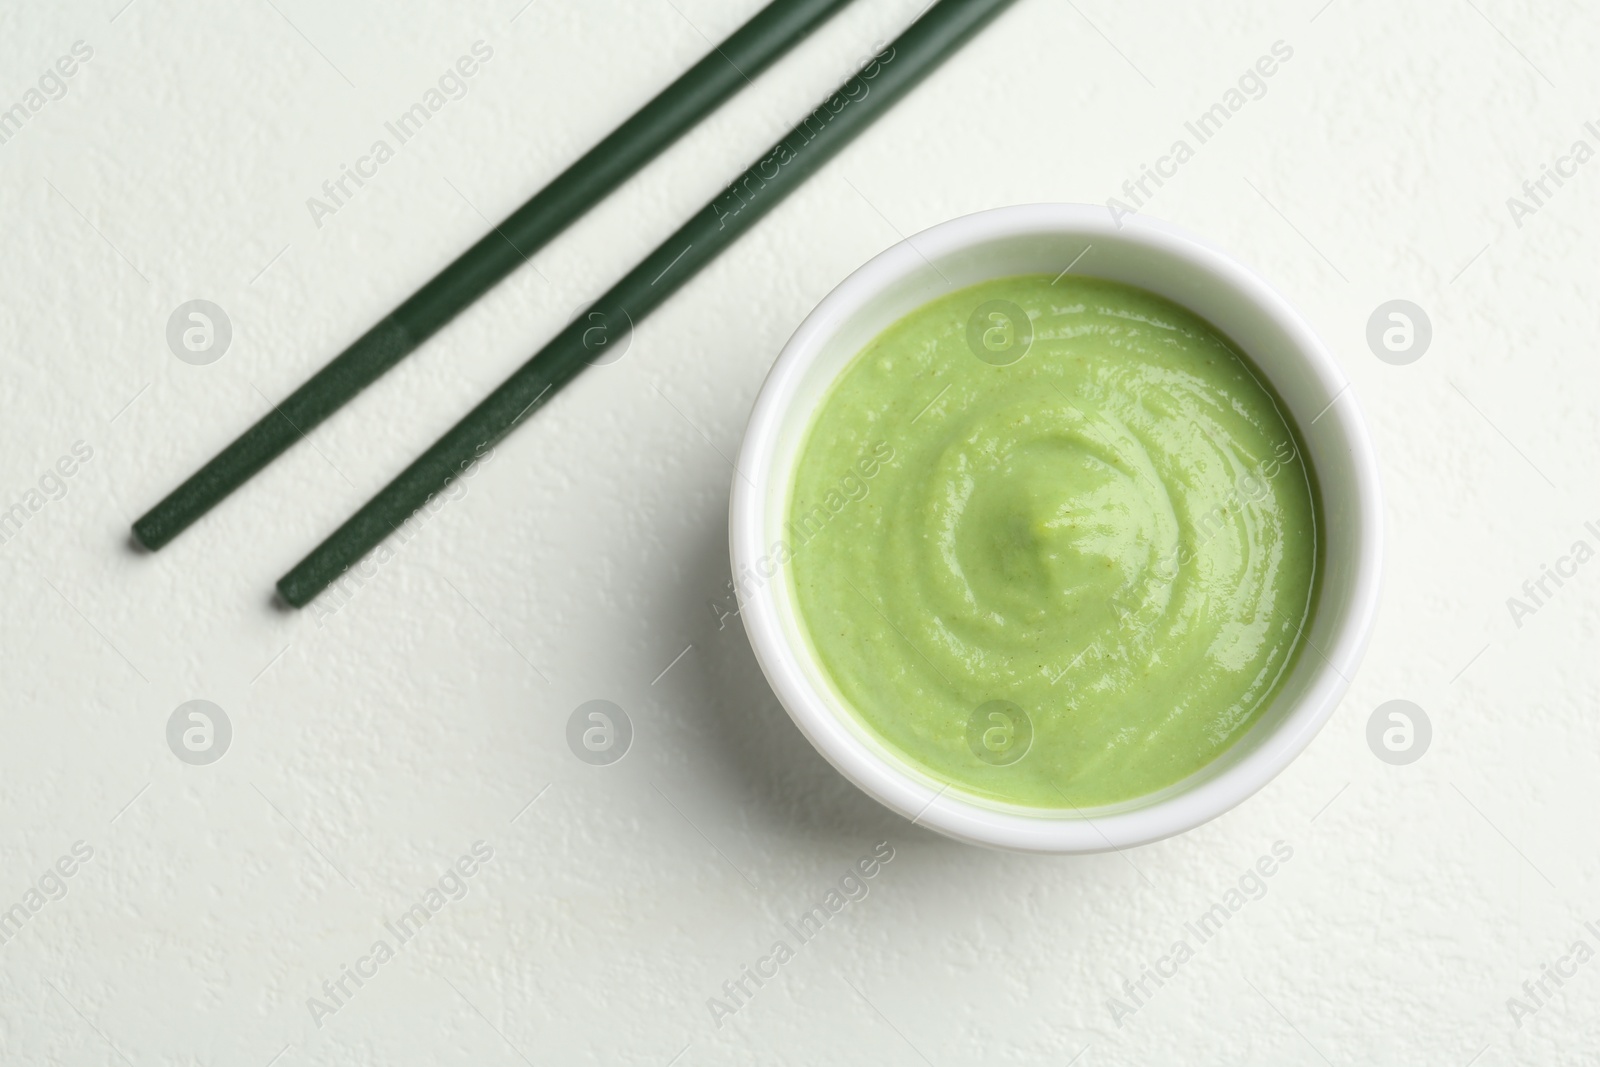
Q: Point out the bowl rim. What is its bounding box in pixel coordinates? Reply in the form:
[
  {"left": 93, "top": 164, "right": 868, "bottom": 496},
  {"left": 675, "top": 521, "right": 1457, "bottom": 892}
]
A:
[{"left": 729, "top": 202, "right": 1382, "bottom": 853}]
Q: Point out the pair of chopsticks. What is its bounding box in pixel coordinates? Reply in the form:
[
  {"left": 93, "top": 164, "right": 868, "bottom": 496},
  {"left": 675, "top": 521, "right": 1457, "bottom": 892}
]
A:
[{"left": 132, "top": 0, "right": 1018, "bottom": 607}]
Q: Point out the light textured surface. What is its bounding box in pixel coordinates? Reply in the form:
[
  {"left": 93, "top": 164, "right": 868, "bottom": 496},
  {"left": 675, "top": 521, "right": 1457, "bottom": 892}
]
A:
[{"left": 1, "top": 0, "right": 1595, "bottom": 1063}]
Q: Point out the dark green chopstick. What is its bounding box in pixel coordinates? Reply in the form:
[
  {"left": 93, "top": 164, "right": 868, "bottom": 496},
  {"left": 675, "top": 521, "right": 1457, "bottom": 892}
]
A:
[
  {"left": 278, "top": 0, "right": 1017, "bottom": 607},
  {"left": 132, "top": 0, "right": 856, "bottom": 552}
]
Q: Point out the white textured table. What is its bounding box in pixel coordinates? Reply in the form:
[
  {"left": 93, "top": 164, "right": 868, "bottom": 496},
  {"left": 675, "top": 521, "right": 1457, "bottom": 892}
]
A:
[{"left": 2, "top": 0, "right": 1594, "bottom": 1063}]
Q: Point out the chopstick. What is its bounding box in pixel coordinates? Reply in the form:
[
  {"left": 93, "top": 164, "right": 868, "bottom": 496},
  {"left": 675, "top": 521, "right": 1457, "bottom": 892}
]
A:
[
  {"left": 277, "top": 0, "right": 1018, "bottom": 608},
  {"left": 132, "top": 0, "right": 858, "bottom": 551}
]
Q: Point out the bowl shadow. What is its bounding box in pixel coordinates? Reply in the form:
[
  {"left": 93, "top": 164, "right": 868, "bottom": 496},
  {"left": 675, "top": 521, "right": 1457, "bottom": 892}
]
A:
[{"left": 660, "top": 523, "right": 956, "bottom": 854}]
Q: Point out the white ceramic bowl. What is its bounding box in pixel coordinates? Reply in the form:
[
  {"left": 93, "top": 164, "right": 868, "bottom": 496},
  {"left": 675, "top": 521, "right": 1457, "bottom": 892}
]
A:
[{"left": 729, "top": 203, "right": 1381, "bottom": 853}]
